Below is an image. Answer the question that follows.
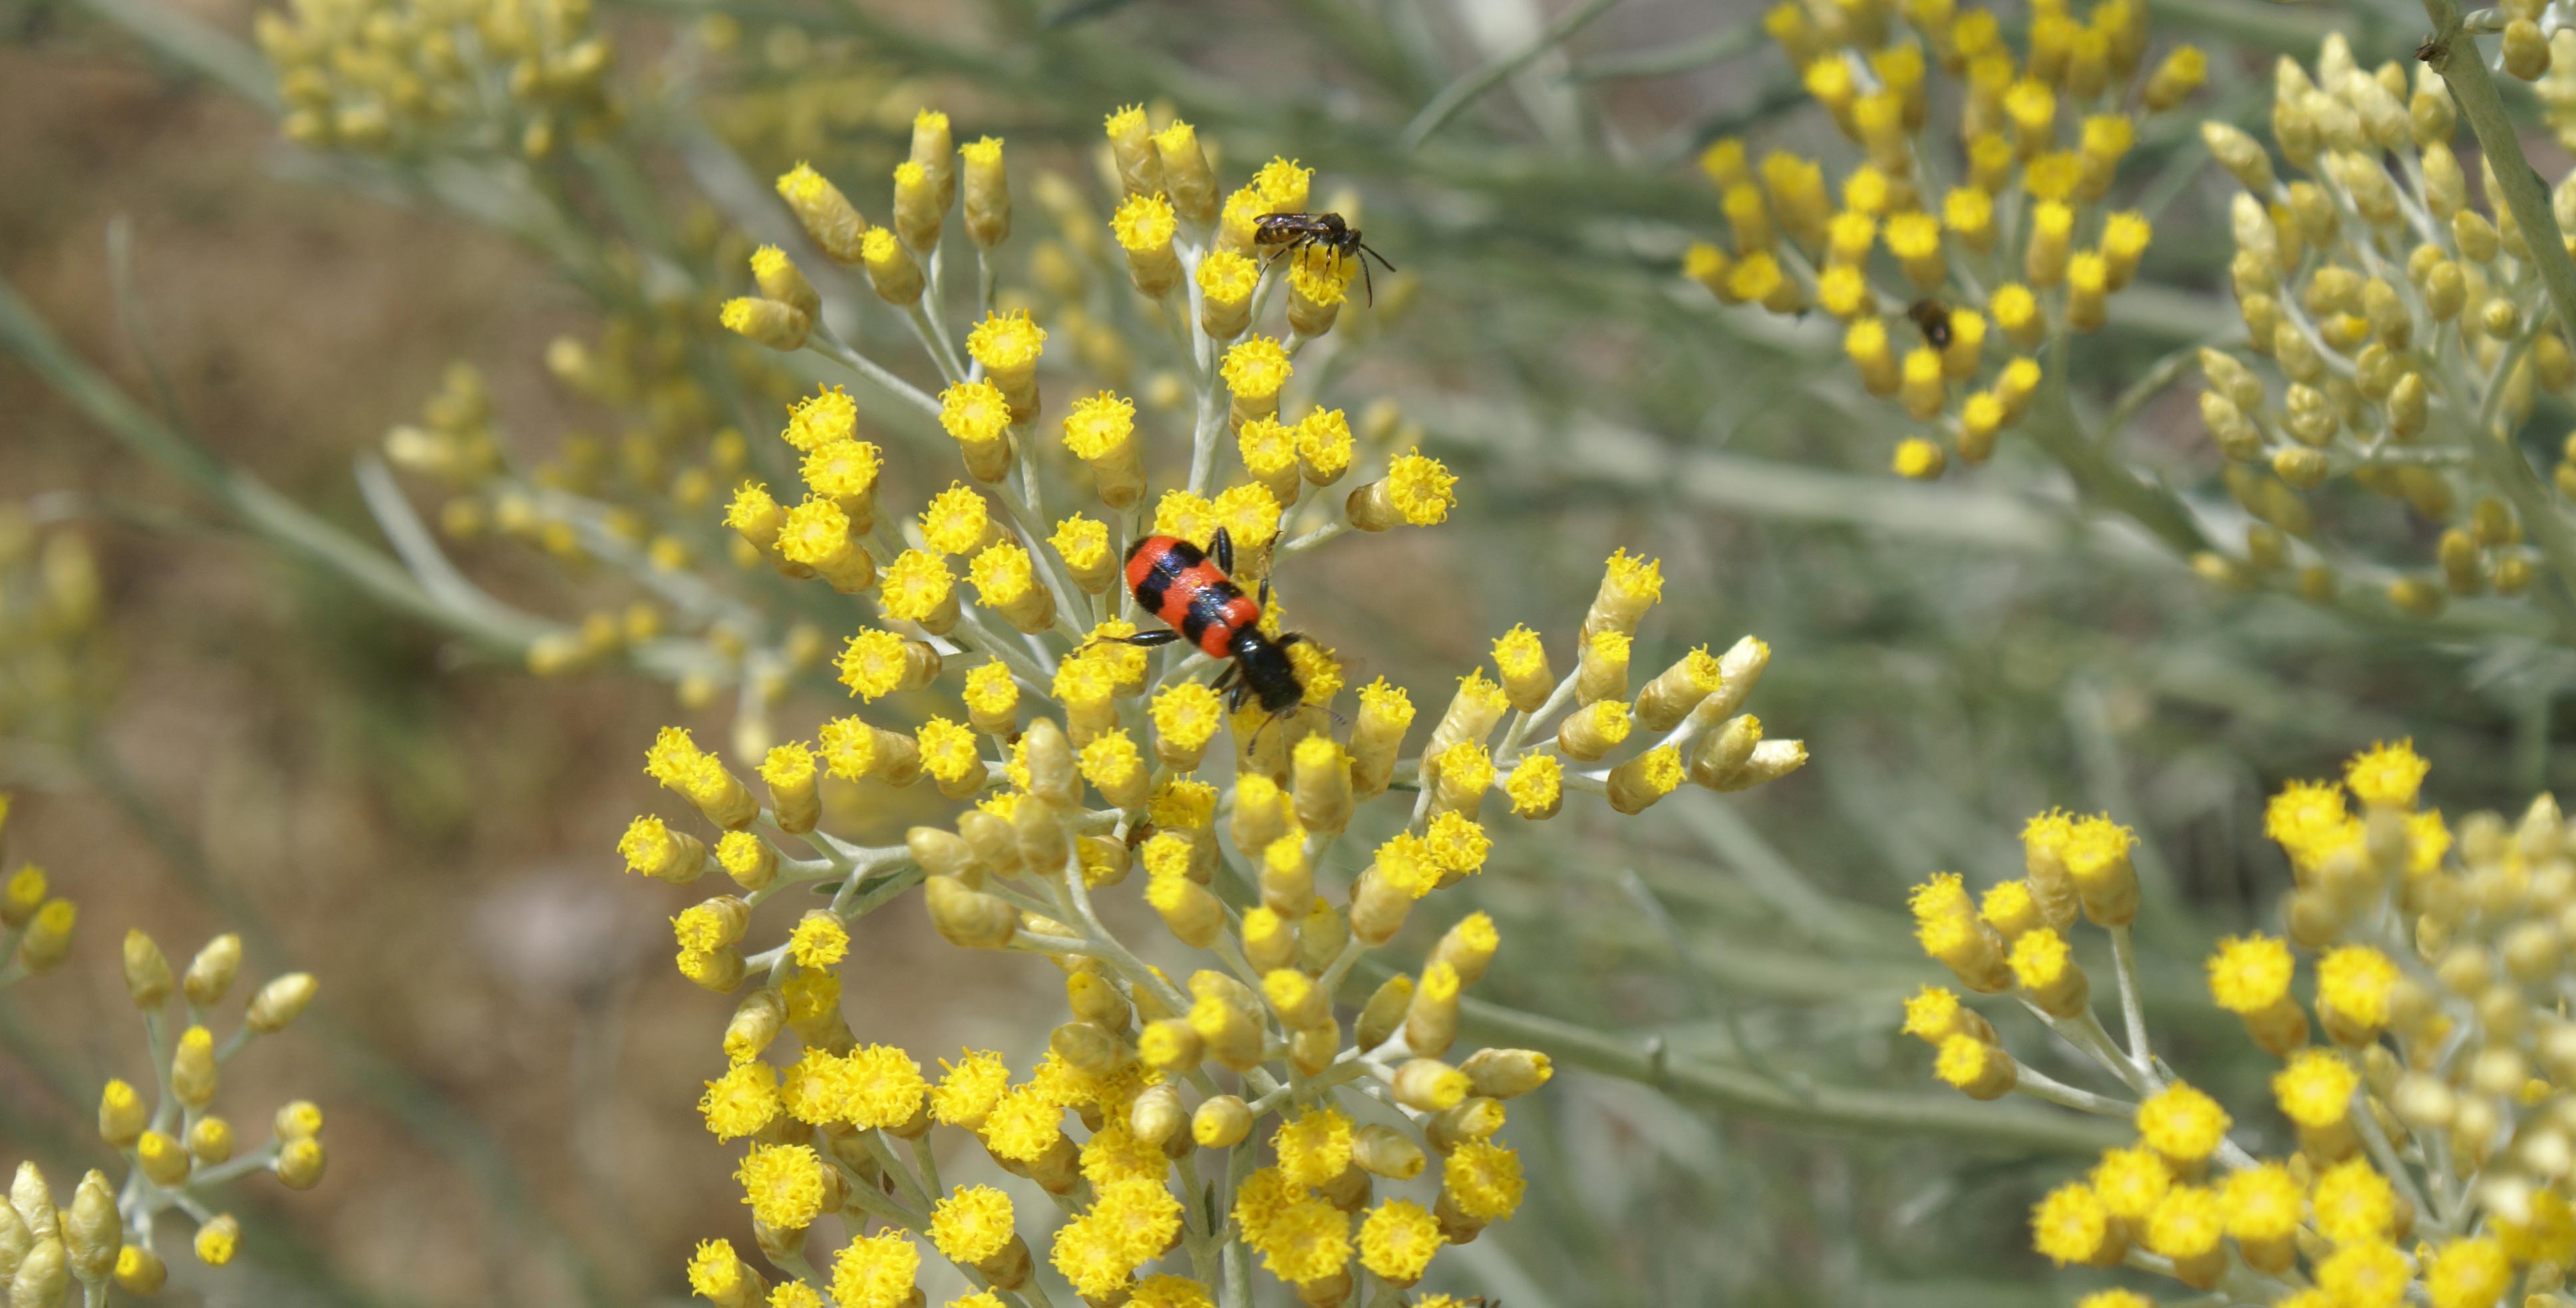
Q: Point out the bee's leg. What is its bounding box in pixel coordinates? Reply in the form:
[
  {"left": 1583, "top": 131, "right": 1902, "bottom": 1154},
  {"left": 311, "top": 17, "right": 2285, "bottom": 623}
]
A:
[{"left": 1209, "top": 525, "right": 1235, "bottom": 575}]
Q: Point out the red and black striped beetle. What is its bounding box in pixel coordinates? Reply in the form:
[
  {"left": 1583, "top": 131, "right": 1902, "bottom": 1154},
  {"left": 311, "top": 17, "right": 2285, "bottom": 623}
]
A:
[{"left": 1100, "top": 527, "right": 1307, "bottom": 715}]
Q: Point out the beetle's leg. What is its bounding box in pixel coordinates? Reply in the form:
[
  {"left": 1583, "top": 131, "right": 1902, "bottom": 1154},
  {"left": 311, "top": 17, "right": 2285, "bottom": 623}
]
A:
[
  {"left": 1209, "top": 525, "right": 1235, "bottom": 575},
  {"left": 1098, "top": 631, "right": 1185, "bottom": 648}
]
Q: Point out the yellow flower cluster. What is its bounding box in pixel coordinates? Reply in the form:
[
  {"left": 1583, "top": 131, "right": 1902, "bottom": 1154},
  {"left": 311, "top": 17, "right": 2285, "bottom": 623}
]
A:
[
  {"left": 1685, "top": 0, "right": 2202, "bottom": 476},
  {"left": 609, "top": 106, "right": 1818, "bottom": 1307},
  {"left": 1904, "top": 739, "right": 2576, "bottom": 1308},
  {"left": 0, "top": 795, "right": 75, "bottom": 987},
  {"left": 255, "top": 0, "right": 615, "bottom": 156},
  {"left": 1, "top": 916, "right": 327, "bottom": 1303},
  {"left": 0, "top": 510, "right": 114, "bottom": 760},
  {"left": 2189, "top": 35, "right": 2570, "bottom": 615}
]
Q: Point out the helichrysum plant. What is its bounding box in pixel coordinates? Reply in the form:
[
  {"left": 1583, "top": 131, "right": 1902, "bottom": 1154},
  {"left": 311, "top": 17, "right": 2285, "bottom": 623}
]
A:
[
  {"left": 598, "top": 106, "right": 1812, "bottom": 1307},
  {"left": 0, "top": 867, "right": 327, "bottom": 1304},
  {"left": 253, "top": 0, "right": 615, "bottom": 158},
  {"left": 1899, "top": 738, "right": 2576, "bottom": 1308},
  {"left": 1682, "top": 0, "right": 2203, "bottom": 478},
  {"left": 2189, "top": 34, "right": 2576, "bottom": 617}
]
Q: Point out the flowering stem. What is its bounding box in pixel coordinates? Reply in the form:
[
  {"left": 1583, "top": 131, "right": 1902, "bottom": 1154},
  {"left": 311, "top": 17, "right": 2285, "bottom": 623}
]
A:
[
  {"left": 1277, "top": 520, "right": 1347, "bottom": 556},
  {"left": 2108, "top": 924, "right": 2153, "bottom": 1075},
  {"left": 806, "top": 325, "right": 942, "bottom": 420},
  {"left": 181, "top": 1141, "right": 281, "bottom": 1189},
  {"left": 1055, "top": 849, "right": 1191, "bottom": 1017},
  {"left": 2350, "top": 1082, "right": 2439, "bottom": 1228},
  {"left": 2422, "top": 0, "right": 2576, "bottom": 612},
  {"left": 2008, "top": 1066, "right": 2132, "bottom": 1117}
]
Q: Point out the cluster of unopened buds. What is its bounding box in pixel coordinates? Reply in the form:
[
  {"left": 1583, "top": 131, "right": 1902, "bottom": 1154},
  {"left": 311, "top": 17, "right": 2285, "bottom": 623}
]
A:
[
  {"left": 1, "top": 796, "right": 76, "bottom": 989},
  {"left": 2187, "top": 34, "right": 2576, "bottom": 615},
  {"left": 1, "top": 899, "right": 326, "bottom": 1305},
  {"left": 1901, "top": 738, "right": 2576, "bottom": 1308},
  {"left": 598, "top": 104, "right": 1817, "bottom": 1307},
  {"left": 1683, "top": 0, "right": 2203, "bottom": 477},
  {"left": 255, "top": 0, "right": 615, "bottom": 156},
  {"left": 0, "top": 510, "right": 113, "bottom": 764}
]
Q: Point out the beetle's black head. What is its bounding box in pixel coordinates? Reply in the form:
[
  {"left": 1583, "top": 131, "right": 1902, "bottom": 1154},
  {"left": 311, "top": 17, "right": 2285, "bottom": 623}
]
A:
[{"left": 1227, "top": 628, "right": 1305, "bottom": 714}]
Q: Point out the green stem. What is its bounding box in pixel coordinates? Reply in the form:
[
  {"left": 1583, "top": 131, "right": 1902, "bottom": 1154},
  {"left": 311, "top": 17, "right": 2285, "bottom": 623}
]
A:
[
  {"left": 1447, "top": 993, "right": 2121, "bottom": 1153},
  {"left": 1398, "top": 0, "right": 1627, "bottom": 148},
  {"left": 2424, "top": 0, "right": 2576, "bottom": 612}
]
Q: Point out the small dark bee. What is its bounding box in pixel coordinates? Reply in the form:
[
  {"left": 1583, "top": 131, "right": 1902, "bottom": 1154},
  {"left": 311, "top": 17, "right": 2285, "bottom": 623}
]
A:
[
  {"left": 1907, "top": 297, "right": 1953, "bottom": 349},
  {"left": 1252, "top": 212, "right": 1398, "bottom": 306},
  {"left": 1098, "top": 528, "right": 1309, "bottom": 714}
]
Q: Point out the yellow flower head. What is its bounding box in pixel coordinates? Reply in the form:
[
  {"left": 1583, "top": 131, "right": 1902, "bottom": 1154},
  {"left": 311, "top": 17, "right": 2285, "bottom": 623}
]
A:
[
  {"left": 801, "top": 439, "right": 882, "bottom": 502},
  {"left": 1275, "top": 1106, "right": 1355, "bottom": 1186},
  {"left": 784, "top": 386, "right": 858, "bottom": 452},
  {"left": 2274, "top": 1047, "right": 2359, "bottom": 1127},
  {"left": 1062, "top": 392, "right": 1136, "bottom": 460},
  {"left": 2205, "top": 934, "right": 2294, "bottom": 1015},
  {"left": 1131, "top": 1274, "right": 1214, "bottom": 1308},
  {"left": 2425, "top": 1237, "right": 2511, "bottom": 1308},
  {"left": 1441, "top": 1138, "right": 1525, "bottom": 1220},
  {"left": 1212, "top": 481, "right": 1282, "bottom": 547},
  {"left": 687, "top": 1240, "right": 752, "bottom": 1303},
  {"left": 939, "top": 380, "right": 1013, "bottom": 447},
  {"left": 1253, "top": 157, "right": 1313, "bottom": 211},
  {"left": 2007, "top": 926, "right": 2072, "bottom": 992},
  {"left": 697, "top": 1061, "right": 780, "bottom": 1140},
  {"left": 878, "top": 551, "right": 957, "bottom": 625},
  {"left": 735, "top": 1142, "right": 828, "bottom": 1229},
  {"left": 899, "top": 493, "right": 989, "bottom": 564},
  {"left": 2319, "top": 1239, "right": 2409, "bottom": 1308},
  {"left": 830, "top": 1231, "right": 921, "bottom": 1308},
  {"left": 2313, "top": 1158, "right": 2398, "bottom": 1244},
  {"left": 788, "top": 911, "right": 848, "bottom": 968},
  {"left": 2136, "top": 1081, "right": 2231, "bottom": 1163},
  {"left": 842, "top": 1044, "right": 927, "bottom": 1128},
  {"left": 929, "top": 1184, "right": 1016, "bottom": 1265},
  {"left": 1295, "top": 408, "right": 1354, "bottom": 478},
  {"left": 1221, "top": 337, "right": 1292, "bottom": 401},
  {"left": 838, "top": 629, "right": 915, "bottom": 701},
  {"left": 1045, "top": 514, "right": 1108, "bottom": 575},
  {"left": 969, "top": 541, "right": 1039, "bottom": 607},
  {"left": 1358, "top": 1198, "right": 1445, "bottom": 1283},
  {"left": 1900, "top": 986, "right": 1966, "bottom": 1042},
  {"left": 2029, "top": 1182, "right": 2112, "bottom": 1265},
  {"left": 2345, "top": 739, "right": 2430, "bottom": 808},
  {"left": 965, "top": 311, "right": 1046, "bottom": 371},
  {"left": 2218, "top": 1160, "right": 2302, "bottom": 1243},
  {"left": 1152, "top": 488, "right": 1220, "bottom": 547},
  {"left": 1111, "top": 191, "right": 1177, "bottom": 253},
  {"left": 1382, "top": 449, "right": 1458, "bottom": 524},
  {"left": 1289, "top": 245, "right": 1354, "bottom": 306},
  {"left": 1200, "top": 249, "right": 1259, "bottom": 304},
  {"left": 2087, "top": 1144, "right": 2170, "bottom": 1221},
  {"left": 980, "top": 1084, "right": 1064, "bottom": 1162},
  {"left": 1504, "top": 754, "right": 1561, "bottom": 816},
  {"left": 930, "top": 1049, "right": 1010, "bottom": 1126},
  {"left": 2144, "top": 1185, "right": 2223, "bottom": 1258},
  {"left": 2267, "top": 778, "right": 2360, "bottom": 867},
  {"left": 1373, "top": 832, "right": 1440, "bottom": 899},
  {"left": 1422, "top": 810, "right": 1491, "bottom": 876},
  {"left": 1151, "top": 682, "right": 1225, "bottom": 755},
  {"left": 1151, "top": 779, "right": 1218, "bottom": 830},
  {"left": 1247, "top": 1194, "right": 1351, "bottom": 1285},
  {"left": 2318, "top": 944, "right": 2398, "bottom": 1028}
]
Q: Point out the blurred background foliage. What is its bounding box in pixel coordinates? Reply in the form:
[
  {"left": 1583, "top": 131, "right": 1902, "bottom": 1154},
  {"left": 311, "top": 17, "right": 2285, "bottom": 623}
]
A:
[{"left": 5, "top": 0, "right": 2574, "bottom": 1303}]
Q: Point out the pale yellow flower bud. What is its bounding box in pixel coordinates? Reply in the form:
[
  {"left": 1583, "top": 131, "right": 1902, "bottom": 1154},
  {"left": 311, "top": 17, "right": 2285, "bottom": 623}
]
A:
[
  {"left": 183, "top": 933, "right": 242, "bottom": 1008},
  {"left": 247, "top": 972, "right": 318, "bottom": 1033},
  {"left": 63, "top": 1173, "right": 116, "bottom": 1285},
  {"left": 122, "top": 930, "right": 172, "bottom": 1008}
]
